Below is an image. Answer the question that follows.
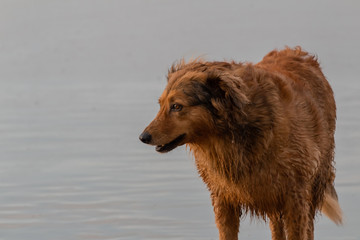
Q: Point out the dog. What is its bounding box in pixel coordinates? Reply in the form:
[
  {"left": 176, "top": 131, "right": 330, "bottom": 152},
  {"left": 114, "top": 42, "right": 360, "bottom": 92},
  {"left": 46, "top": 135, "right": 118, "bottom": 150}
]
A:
[{"left": 139, "top": 47, "right": 342, "bottom": 240}]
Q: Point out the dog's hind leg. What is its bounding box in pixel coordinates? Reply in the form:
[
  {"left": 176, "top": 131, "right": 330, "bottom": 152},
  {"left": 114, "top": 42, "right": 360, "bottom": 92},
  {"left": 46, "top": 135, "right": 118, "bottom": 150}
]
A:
[
  {"left": 269, "top": 213, "right": 286, "bottom": 240},
  {"left": 283, "top": 190, "right": 310, "bottom": 240},
  {"left": 307, "top": 205, "right": 316, "bottom": 240}
]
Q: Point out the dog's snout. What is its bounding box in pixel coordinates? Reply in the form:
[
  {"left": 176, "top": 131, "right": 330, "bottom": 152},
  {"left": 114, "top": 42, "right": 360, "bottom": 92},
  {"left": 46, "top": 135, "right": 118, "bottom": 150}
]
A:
[{"left": 139, "top": 131, "right": 152, "bottom": 144}]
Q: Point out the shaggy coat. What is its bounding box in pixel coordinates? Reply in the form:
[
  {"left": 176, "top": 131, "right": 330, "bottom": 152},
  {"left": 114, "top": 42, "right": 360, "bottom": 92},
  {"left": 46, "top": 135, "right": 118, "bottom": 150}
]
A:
[{"left": 139, "top": 47, "right": 342, "bottom": 240}]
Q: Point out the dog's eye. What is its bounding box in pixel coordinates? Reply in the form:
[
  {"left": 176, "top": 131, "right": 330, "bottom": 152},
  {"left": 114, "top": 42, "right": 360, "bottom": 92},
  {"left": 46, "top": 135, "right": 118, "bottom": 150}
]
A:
[{"left": 170, "top": 103, "right": 183, "bottom": 112}]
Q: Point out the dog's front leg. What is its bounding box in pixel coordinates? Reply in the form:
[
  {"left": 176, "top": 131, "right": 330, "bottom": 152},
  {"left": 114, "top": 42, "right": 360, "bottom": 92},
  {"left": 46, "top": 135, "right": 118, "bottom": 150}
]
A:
[
  {"left": 213, "top": 197, "right": 241, "bottom": 240},
  {"left": 269, "top": 213, "right": 286, "bottom": 240}
]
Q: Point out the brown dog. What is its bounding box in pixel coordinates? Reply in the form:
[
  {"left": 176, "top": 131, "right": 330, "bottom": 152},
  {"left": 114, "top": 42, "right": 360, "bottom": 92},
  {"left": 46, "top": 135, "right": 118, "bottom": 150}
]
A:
[{"left": 139, "top": 47, "right": 342, "bottom": 240}]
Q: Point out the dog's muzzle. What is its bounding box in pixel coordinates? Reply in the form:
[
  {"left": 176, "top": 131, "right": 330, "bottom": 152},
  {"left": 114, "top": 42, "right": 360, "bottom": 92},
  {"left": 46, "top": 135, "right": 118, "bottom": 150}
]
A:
[{"left": 139, "top": 131, "right": 152, "bottom": 144}]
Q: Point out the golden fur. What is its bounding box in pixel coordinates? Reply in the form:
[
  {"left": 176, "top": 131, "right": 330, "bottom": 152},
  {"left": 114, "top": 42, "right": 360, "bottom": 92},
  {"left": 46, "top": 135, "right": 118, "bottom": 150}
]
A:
[{"left": 139, "top": 47, "right": 342, "bottom": 240}]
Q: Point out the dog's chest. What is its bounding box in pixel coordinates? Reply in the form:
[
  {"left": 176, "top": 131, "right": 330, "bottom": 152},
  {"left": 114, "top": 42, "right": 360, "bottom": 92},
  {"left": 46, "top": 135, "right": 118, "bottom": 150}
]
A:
[
  {"left": 196, "top": 157, "right": 250, "bottom": 202},
  {"left": 195, "top": 155, "right": 280, "bottom": 210}
]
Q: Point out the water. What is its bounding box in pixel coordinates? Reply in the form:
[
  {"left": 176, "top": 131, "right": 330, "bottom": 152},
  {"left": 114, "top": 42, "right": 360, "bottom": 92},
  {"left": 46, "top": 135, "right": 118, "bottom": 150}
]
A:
[{"left": 0, "top": 1, "right": 359, "bottom": 239}]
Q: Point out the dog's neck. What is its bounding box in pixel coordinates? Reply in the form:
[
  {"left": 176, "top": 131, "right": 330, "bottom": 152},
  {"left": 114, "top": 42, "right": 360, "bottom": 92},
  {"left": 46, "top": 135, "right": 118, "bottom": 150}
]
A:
[{"left": 187, "top": 135, "right": 251, "bottom": 182}]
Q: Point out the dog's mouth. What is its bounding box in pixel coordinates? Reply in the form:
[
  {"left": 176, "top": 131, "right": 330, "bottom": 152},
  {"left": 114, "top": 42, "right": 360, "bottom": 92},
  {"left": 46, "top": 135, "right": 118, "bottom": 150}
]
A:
[{"left": 155, "top": 134, "right": 186, "bottom": 153}]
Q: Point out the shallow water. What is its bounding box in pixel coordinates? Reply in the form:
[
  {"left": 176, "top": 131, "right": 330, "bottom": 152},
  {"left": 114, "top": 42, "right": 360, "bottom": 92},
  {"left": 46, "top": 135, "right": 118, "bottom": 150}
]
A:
[{"left": 0, "top": 1, "right": 360, "bottom": 239}]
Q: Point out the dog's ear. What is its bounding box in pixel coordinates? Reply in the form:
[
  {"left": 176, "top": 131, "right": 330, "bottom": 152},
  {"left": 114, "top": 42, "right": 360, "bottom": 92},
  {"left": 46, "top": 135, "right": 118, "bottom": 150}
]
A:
[{"left": 205, "top": 71, "right": 249, "bottom": 114}]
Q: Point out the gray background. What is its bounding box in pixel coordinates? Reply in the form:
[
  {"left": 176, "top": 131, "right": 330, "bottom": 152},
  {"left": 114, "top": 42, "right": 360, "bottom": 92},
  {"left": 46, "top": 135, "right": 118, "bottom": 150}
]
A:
[{"left": 0, "top": 1, "right": 359, "bottom": 239}]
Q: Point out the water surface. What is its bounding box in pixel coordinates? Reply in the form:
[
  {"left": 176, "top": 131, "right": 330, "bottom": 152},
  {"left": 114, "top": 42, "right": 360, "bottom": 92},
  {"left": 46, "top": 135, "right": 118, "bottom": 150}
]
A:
[{"left": 0, "top": 1, "right": 359, "bottom": 239}]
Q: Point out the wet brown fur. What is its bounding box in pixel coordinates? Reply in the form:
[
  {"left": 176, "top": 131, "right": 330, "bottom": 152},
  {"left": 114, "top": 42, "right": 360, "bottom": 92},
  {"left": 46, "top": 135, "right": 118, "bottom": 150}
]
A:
[{"left": 140, "top": 47, "right": 342, "bottom": 240}]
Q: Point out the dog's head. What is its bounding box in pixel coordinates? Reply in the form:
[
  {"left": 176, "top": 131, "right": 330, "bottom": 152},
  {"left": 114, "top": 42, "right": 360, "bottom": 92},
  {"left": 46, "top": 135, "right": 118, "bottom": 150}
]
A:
[{"left": 139, "top": 62, "right": 249, "bottom": 153}]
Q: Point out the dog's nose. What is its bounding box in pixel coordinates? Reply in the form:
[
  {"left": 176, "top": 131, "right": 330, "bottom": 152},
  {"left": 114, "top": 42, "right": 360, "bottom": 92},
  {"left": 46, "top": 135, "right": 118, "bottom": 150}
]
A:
[{"left": 139, "top": 131, "right": 152, "bottom": 144}]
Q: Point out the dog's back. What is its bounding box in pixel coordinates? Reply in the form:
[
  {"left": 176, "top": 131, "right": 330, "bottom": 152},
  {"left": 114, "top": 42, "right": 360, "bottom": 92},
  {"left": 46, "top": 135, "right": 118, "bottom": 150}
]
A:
[{"left": 258, "top": 47, "right": 336, "bottom": 131}]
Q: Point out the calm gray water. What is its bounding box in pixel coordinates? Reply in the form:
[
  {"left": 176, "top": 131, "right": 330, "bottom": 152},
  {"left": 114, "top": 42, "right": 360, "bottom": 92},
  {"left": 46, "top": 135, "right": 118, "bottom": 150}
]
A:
[{"left": 0, "top": 1, "right": 359, "bottom": 239}]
